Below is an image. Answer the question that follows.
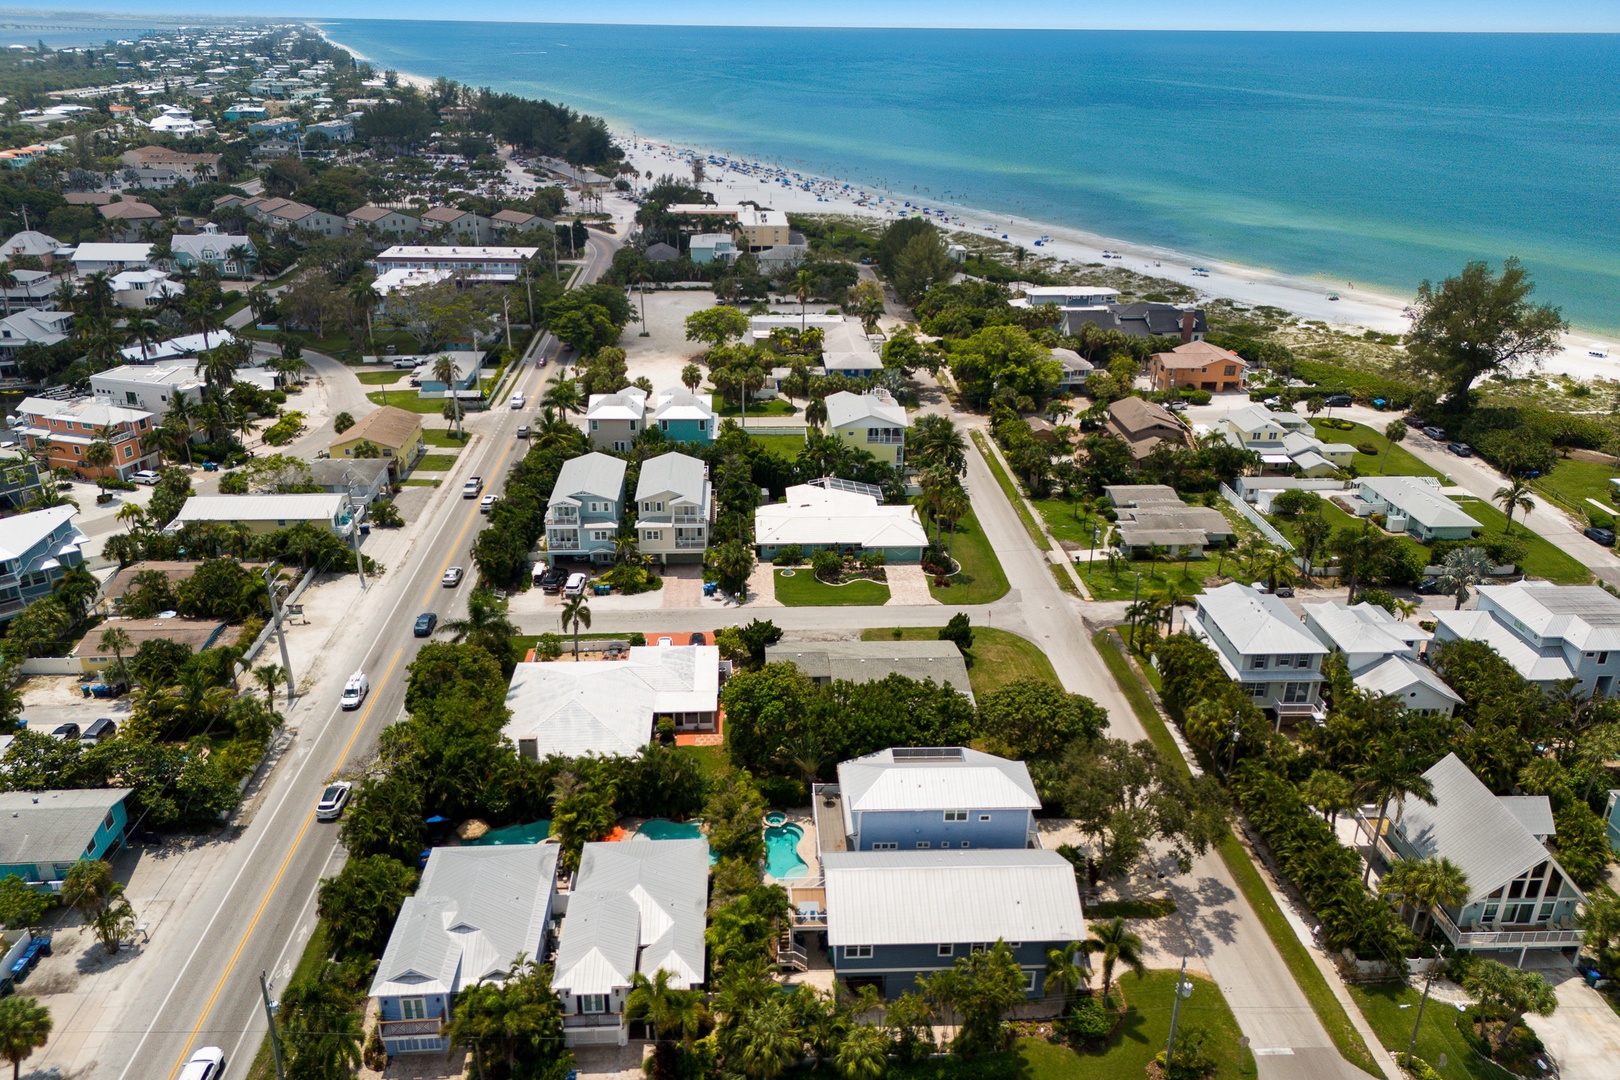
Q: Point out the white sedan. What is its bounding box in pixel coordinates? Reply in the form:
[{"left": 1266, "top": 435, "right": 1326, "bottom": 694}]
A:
[{"left": 442, "top": 566, "right": 465, "bottom": 587}]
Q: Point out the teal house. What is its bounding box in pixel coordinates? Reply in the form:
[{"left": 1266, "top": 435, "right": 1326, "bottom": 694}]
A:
[
  {"left": 651, "top": 388, "right": 716, "bottom": 445},
  {"left": 0, "top": 788, "right": 132, "bottom": 886}
]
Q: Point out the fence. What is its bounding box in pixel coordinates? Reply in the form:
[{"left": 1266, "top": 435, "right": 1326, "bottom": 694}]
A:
[
  {"left": 18, "top": 656, "right": 88, "bottom": 676},
  {"left": 237, "top": 564, "right": 319, "bottom": 672},
  {"left": 1219, "top": 483, "right": 1295, "bottom": 552}
]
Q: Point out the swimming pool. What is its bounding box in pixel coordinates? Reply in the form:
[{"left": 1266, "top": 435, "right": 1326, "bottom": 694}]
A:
[
  {"left": 764, "top": 823, "right": 807, "bottom": 880},
  {"left": 636, "top": 818, "right": 703, "bottom": 841}
]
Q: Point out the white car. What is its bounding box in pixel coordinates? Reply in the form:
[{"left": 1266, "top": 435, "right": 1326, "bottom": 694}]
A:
[
  {"left": 316, "top": 781, "right": 353, "bottom": 822},
  {"left": 462, "top": 476, "right": 483, "bottom": 498},
  {"left": 479, "top": 494, "right": 497, "bottom": 513},
  {"left": 564, "top": 571, "right": 588, "bottom": 597},
  {"left": 510, "top": 393, "right": 525, "bottom": 409},
  {"left": 442, "top": 566, "right": 464, "bottom": 587},
  {"left": 340, "top": 671, "right": 369, "bottom": 710},
  {"left": 132, "top": 470, "right": 162, "bottom": 485},
  {"left": 179, "top": 1048, "right": 225, "bottom": 1080}
]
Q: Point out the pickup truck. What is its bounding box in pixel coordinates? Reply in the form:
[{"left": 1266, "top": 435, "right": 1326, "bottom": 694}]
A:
[{"left": 462, "top": 476, "right": 483, "bottom": 499}]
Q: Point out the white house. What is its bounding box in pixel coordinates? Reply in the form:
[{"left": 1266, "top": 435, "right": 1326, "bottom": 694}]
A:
[
  {"left": 1184, "top": 582, "right": 1327, "bottom": 720},
  {"left": 754, "top": 480, "right": 929, "bottom": 563},
  {"left": 90, "top": 361, "right": 204, "bottom": 417},
  {"left": 503, "top": 645, "right": 720, "bottom": 759},
  {"left": 165, "top": 494, "right": 354, "bottom": 537},
  {"left": 372, "top": 246, "right": 539, "bottom": 282},
  {"left": 71, "top": 242, "right": 153, "bottom": 275},
  {"left": 585, "top": 387, "right": 648, "bottom": 452},
  {"left": 1018, "top": 285, "right": 1122, "bottom": 307},
  {"left": 1050, "top": 347, "right": 1093, "bottom": 391},
  {"left": 1355, "top": 476, "right": 1481, "bottom": 541},
  {"left": 1303, "top": 601, "right": 1461, "bottom": 716},
  {"left": 1220, "top": 404, "right": 1354, "bottom": 474},
  {"left": 1433, "top": 582, "right": 1620, "bottom": 696},
  {"left": 111, "top": 269, "right": 183, "bottom": 309},
  {"left": 633, "top": 451, "right": 711, "bottom": 564}
]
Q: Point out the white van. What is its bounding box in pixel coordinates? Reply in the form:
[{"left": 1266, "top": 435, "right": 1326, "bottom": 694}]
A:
[
  {"left": 564, "top": 572, "right": 588, "bottom": 597},
  {"left": 340, "top": 671, "right": 369, "bottom": 710}
]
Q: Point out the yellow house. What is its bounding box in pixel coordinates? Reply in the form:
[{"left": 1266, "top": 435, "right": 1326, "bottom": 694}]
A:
[
  {"left": 329, "top": 406, "right": 425, "bottom": 478},
  {"left": 825, "top": 390, "right": 907, "bottom": 469}
]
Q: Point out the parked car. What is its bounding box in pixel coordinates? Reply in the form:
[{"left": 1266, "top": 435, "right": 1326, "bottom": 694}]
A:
[
  {"left": 1414, "top": 577, "right": 1443, "bottom": 595},
  {"left": 315, "top": 782, "right": 352, "bottom": 822},
  {"left": 1323, "top": 394, "right": 1352, "bottom": 407},
  {"left": 414, "top": 611, "right": 438, "bottom": 637},
  {"left": 442, "top": 566, "right": 465, "bottom": 587},
  {"left": 132, "top": 470, "right": 161, "bottom": 485},
  {"left": 480, "top": 494, "right": 497, "bottom": 513},
  {"left": 537, "top": 565, "right": 568, "bottom": 594},
  {"left": 81, "top": 717, "right": 116, "bottom": 745},
  {"left": 1272, "top": 584, "right": 1295, "bottom": 598},
  {"left": 462, "top": 476, "right": 483, "bottom": 498},
  {"left": 1421, "top": 426, "right": 1447, "bottom": 440},
  {"left": 1446, "top": 442, "right": 1473, "bottom": 457},
  {"left": 564, "top": 572, "right": 588, "bottom": 598},
  {"left": 51, "top": 722, "right": 81, "bottom": 741},
  {"left": 1585, "top": 526, "right": 1616, "bottom": 547}
]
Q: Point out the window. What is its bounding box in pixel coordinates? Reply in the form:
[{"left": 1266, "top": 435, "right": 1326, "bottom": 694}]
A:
[
  {"left": 939, "top": 841, "right": 950, "bottom": 849},
  {"left": 104, "top": 812, "right": 115, "bottom": 829},
  {"left": 590, "top": 420, "right": 598, "bottom": 430},
  {"left": 937, "top": 944, "right": 954, "bottom": 957},
  {"left": 1250, "top": 656, "right": 1268, "bottom": 670},
  {"left": 970, "top": 943, "right": 987, "bottom": 955},
  {"left": 871, "top": 842, "right": 897, "bottom": 850},
  {"left": 644, "top": 530, "right": 662, "bottom": 541},
  {"left": 845, "top": 945, "right": 873, "bottom": 959},
  {"left": 580, "top": 994, "right": 608, "bottom": 1014},
  {"left": 959, "top": 840, "right": 970, "bottom": 848},
  {"left": 915, "top": 841, "right": 931, "bottom": 849},
  {"left": 1296, "top": 655, "right": 1313, "bottom": 669},
  {"left": 125, "top": 392, "right": 139, "bottom": 405},
  {"left": 979, "top": 814, "right": 991, "bottom": 821},
  {"left": 943, "top": 810, "right": 968, "bottom": 822},
  {"left": 1602, "top": 652, "right": 1611, "bottom": 665},
  {"left": 1023, "top": 970, "right": 1039, "bottom": 992},
  {"left": 401, "top": 998, "right": 428, "bottom": 1020},
  {"left": 1247, "top": 683, "right": 1268, "bottom": 698},
  {"left": 1283, "top": 682, "right": 1313, "bottom": 704}
]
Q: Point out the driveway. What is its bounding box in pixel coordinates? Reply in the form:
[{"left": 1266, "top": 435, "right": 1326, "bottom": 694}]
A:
[{"left": 1525, "top": 964, "right": 1620, "bottom": 1080}]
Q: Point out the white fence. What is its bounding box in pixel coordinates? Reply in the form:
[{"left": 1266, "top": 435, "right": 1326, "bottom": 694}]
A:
[
  {"left": 18, "top": 656, "right": 88, "bottom": 677},
  {"left": 1220, "top": 483, "right": 1295, "bottom": 552}
]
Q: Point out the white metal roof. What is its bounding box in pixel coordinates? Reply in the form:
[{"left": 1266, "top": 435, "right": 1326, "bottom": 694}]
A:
[
  {"left": 1303, "top": 601, "right": 1430, "bottom": 660},
  {"left": 71, "top": 242, "right": 153, "bottom": 263},
  {"left": 169, "top": 493, "right": 346, "bottom": 526},
  {"left": 552, "top": 839, "right": 708, "bottom": 995},
  {"left": 0, "top": 505, "right": 79, "bottom": 563},
  {"left": 585, "top": 388, "right": 647, "bottom": 422},
  {"left": 635, "top": 452, "right": 706, "bottom": 504},
  {"left": 823, "top": 849, "right": 1085, "bottom": 947},
  {"left": 1476, "top": 583, "right": 1620, "bottom": 653},
  {"left": 839, "top": 747, "right": 1038, "bottom": 813},
  {"left": 1432, "top": 609, "right": 1576, "bottom": 684},
  {"left": 1360, "top": 476, "right": 1482, "bottom": 531},
  {"left": 548, "top": 452, "right": 627, "bottom": 507},
  {"left": 825, "top": 389, "right": 905, "bottom": 430},
  {"left": 1351, "top": 654, "right": 1462, "bottom": 706},
  {"left": 1195, "top": 582, "right": 1328, "bottom": 657},
  {"left": 368, "top": 845, "right": 558, "bottom": 999},
  {"left": 652, "top": 389, "right": 714, "bottom": 422},
  {"left": 503, "top": 646, "right": 719, "bottom": 759},
  {"left": 1390, "top": 754, "right": 1572, "bottom": 904},
  {"left": 16, "top": 395, "right": 151, "bottom": 427},
  {"left": 755, "top": 484, "right": 928, "bottom": 550}
]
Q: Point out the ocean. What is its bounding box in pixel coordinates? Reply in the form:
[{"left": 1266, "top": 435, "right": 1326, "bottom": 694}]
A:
[{"left": 320, "top": 21, "right": 1620, "bottom": 331}]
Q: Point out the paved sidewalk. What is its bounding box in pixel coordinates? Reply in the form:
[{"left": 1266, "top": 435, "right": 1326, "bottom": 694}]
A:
[{"left": 884, "top": 564, "right": 937, "bottom": 605}]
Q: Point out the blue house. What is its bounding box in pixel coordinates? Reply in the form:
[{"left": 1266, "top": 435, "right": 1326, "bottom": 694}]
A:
[
  {"left": 0, "top": 506, "right": 87, "bottom": 622},
  {"left": 368, "top": 845, "right": 560, "bottom": 1055},
  {"left": 223, "top": 105, "right": 267, "bottom": 122},
  {"left": 820, "top": 849, "right": 1086, "bottom": 998},
  {"left": 651, "top": 388, "right": 715, "bottom": 445},
  {"left": 816, "top": 747, "right": 1041, "bottom": 852},
  {"left": 413, "top": 353, "right": 482, "bottom": 399},
  {"left": 544, "top": 452, "right": 628, "bottom": 565},
  {"left": 0, "top": 788, "right": 132, "bottom": 886},
  {"left": 248, "top": 117, "right": 300, "bottom": 138}
]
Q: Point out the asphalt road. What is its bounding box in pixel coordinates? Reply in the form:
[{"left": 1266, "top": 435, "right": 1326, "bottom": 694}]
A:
[{"left": 99, "top": 233, "right": 618, "bottom": 1080}]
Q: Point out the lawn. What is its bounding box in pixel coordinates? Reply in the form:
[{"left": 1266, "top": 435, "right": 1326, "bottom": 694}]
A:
[
  {"left": 1082, "top": 556, "right": 1226, "bottom": 603},
  {"left": 401, "top": 478, "right": 441, "bottom": 487},
  {"left": 367, "top": 391, "right": 449, "bottom": 414},
  {"left": 1532, "top": 457, "right": 1618, "bottom": 522},
  {"left": 356, "top": 368, "right": 409, "bottom": 385},
  {"left": 1034, "top": 496, "right": 1103, "bottom": 548},
  {"left": 1349, "top": 984, "right": 1518, "bottom": 1080},
  {"left": 1091, "top": 629, "right": 1385, "bottom": 1080},
  {"left": 971, "top": 431, "right": 1047, "bottom": 548},
  {"left": 861, "top": 625, "right": 1057, "bottom": 698},
  {"left": 1450, "top": 497, "right": 1592, "bottom": 584},
  {"left": 774, "top": 568, "right": 891, "bottom": 606},
  {"left": 1312, "top": 421, "right": 1443, "bottom": 478},
  {"left": 714, "top": 395, "right": 797, "bottom": 417},
  {"left": 930, "top": 503, "right": 1011, "bottom": 604},
  {"left": 422, "top": 429, "right": 472, "bottom": 449},
  {"left": 750, "top": 433, "right": 807, "bottom": 458},
  {"left": 416, "top": 454, "right": 460, "bottom": 472}
]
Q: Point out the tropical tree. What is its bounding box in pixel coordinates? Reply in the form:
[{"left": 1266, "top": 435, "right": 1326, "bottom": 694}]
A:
[
  {"left": 1083, "top": 918, "right": 1145, "bottom": 1004},
  {"left": 278, "top": 963, "right": 364, "bottom": 1080},
  {"left": 434, "top": 354, "right": 465, "bottom": 437},
  {"left": 710, "top": 538, "right": 756, "bottom": 598},
  {"left": 0, "top": 996, "right": 52, "bottom": 1080},
  {"left": 549, "top": 772, "right": 617, "bottom": 874},
  {"left": 1406, "top": 258, "right": 1568, "bottom": 405},
  {"left": 1460, "top": 960, "right": 1558, "bottom": 1053},
  {"left": 442, "top": 959, "right": 571, "bottom": 1080},
  {"left": 1382, "top": 420, "right": 1407, "bottom": 470},
  {"left": 1354, "top": 750, "right": 1437, "bottom": 883},
  {"left": 804, "top": 396, "right": 828, "bottom": 431},
  {"left": 835, "top": 1023, "right": 888, "bottom": 1079},
  {"left": 98, "top": 625, "right": 132, "bottom": 679},
  {"left": 681, "top": 363, "right": 703, "bottom": 393},
  {"left": 1494, "top": 478, "right": 1535, "bottom": 534},
  {"left": 1437, "top": 545, "right": 1494, "bottom": 610},
  {"left": 82, "top": 437, "right": 114, "bottom": 493},
  {"left": 626, "top": 969, "right": 706, "bottom": 1080},
  {"left": 731, "top": 995, "right": 801, "bottom": 1079},
  {"left": 1378, "top": 856, "right": 1470, "bottom": 934},
  {"left": 1043, "top": 942, "right": 1090, "bottom": 1012},
  {"left": 253, "top": 663, "right": 285, "bottom": 710},
  {"left": 560, "top": 592, "right": 591, "bottom": 658},
  {"left": 443, "top": 591, "right": 520, "bottom": 674},
  {"left": 920, "top": 941, "right": 1026, "bottom": 1056},
  {"left": 541, "top": 377, "right": 585, "bottom": 419}
]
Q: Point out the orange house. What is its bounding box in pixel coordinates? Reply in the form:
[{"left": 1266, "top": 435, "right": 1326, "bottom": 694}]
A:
[
  {"left": 13, "top": 396, "right": 159, "bottom": 480},
  {"left": 1149, "top": 340, "right": 1247, "bottom": 393}
]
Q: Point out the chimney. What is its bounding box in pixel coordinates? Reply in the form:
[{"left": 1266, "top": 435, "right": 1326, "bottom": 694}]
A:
[{"left": 1180, "top": 310, "right": 1197, "bottom": 344}]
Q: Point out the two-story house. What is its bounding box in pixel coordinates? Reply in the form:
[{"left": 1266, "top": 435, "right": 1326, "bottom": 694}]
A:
[
  {"left": 1184, "top": 582, "right": 1328, "bottom": 720},
  {"left": 369, "top": 845, "right": 560, "bottom": 1056},
  {"left": 815, "top": 747, "right": 1041, "bottom": 853},
  {"left": 651, "top": 388, "right": 716, "bottom": 444},
  {"left": 12, "top": 396, "right": 158, "bottom": 480},
  {"left": 545, "top": 452, "right": 628, "bottom": 564},
  {"left": 633, "top": 452, "right": 711, "bottom": 564},
  {"left": 90, "top": 362, "right": 204, "bottom": 420},
  {"left": 0, "top": 506, "right": 87, "bottom": 621},
  {"left": 420, "top": 206, "right": 494, "bottom": 243},
  {"left": 585, "top": 387, "right": 648, "bottom": 452},
  {"left": 1149, "top": 340, "right": 1246, "bottom": 393},
  {"left": 1370, "top": 753, "right": 1585, "bottom": 966},
  {"left": 1434, "top": 582, "right": 1620, "bottom": 696},
  {"left": 825, "top": 389, "right": 907, "bottom": 470},
  {"left": 552, "top": 840, "right": 709, "bottom": 1047},
  {"left": 1219, "top": 404, "right": 1355, "bottom": 475},
  {"left": 1050, "top": 347, "right": 1094, "bottom": 392},
  {"left": 0, "top": 309, "right": 72, "bottom": 374},
  {"left": 169, "top": 231, "right": 257, "bottom": 278},
  {"left": 1303, "top": 601, "right": 1461, "bottom": 717},
  {"left": 821, "top": 849, "right": 1086, "bottom": 998},
  {"left": 1102, "top": 397, "right": 1190, "bottom": 462}
]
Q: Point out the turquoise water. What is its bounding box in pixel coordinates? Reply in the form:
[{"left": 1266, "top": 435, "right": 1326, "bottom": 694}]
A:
[
  {"left": 635, "top": 818, "right": 702, "bottom": 841},
  {"left": 465, "top": 820, "right": 549, "bottom": 846},
  {"left": 764, "top": 823, "right": 808, "bottom": 879},
  {"left": 321, "top": 22, "right": 1620, "bottom": 331}
]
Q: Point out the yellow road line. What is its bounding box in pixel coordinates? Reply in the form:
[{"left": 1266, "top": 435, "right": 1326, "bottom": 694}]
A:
[
  {"left": 420, "top": 492, "right": 491, "bottom": 608},
  {"left": 163, "top": 645, "right": 406, "bottom": 1080}
]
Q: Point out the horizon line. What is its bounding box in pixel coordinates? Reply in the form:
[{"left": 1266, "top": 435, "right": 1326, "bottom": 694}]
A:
[{"left": 304, "top": 18, "right": 1620, "bottom": 33}]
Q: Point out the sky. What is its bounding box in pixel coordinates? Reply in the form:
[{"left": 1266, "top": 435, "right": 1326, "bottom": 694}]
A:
[{"left": 8, "top": 2, "right": 1620, "bottom": 33}]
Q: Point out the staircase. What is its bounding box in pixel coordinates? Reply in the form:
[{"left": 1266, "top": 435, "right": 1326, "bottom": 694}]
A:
[{"left": 775, "top": 927, "right": 808, "bottom": 972}]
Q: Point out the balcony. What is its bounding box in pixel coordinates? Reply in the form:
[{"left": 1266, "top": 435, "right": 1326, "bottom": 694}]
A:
[
  {"left": 378, "top": 1018, "right": 444, "bottom": 1038},
  {"left": 1431, "top": 907, "right": 1584, "bottom": 951},
  {"left": 675, "top": 537, "right": 707, "bottom": 550},
  {"left": 1274, "top": 701, "right": 1327, "bottom": 726},
  {"left": 548, "top": 539, "right": 580, "bottom": 552},
  {"left": 563, "top": 1013, "right": 623, "bottom": 1029},
  {"left": 865, "top": 435, "right": 903, "bottom": 445}
]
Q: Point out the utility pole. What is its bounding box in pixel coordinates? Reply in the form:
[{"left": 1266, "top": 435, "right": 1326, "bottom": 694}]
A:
[
  {"left": 348, "top": 491, "right": 367, "bottom": 589},
  {"left": 260, "top": 971, "right": 285, "bottom": 1080},
  {"left": 264, "top": 565, "right": 295, "bottom": 707},
  {"left": 1406, "top": 963, "right": 1441, "bottom": 1064},
  {"left": 1165, "top": 957, "right": 1192, "bottom": 1074}
]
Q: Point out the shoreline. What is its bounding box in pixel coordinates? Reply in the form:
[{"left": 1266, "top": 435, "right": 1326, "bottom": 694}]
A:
[{"left": 314, "top": 23, "right": 1620, "bottom": 383}]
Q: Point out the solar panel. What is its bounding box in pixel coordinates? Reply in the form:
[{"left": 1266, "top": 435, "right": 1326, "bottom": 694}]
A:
[
  {"left": 891, "top": 747, "right": 965, "bottom": 762},
  {"left": 808, "top": 475, "right": 883, "bottom": 499}
]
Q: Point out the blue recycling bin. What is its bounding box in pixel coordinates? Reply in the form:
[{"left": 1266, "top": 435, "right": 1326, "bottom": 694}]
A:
[{"left": 703, "top": 582, "right": 718, "bottom": 596}]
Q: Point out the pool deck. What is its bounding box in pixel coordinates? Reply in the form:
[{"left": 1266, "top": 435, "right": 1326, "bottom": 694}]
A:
[{"left": 764, "top": 808, "right": 819, "bottom": 884}]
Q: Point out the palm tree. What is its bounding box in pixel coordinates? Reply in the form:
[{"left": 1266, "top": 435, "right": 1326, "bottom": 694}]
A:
[
  {"left": 82, "top": 437, "right": 115, "bottom": 493},
  {"left": 627, "top": 968, "right": 706, "bottom": 1078},
  {"left": 1083, "top": 919, "right": 1145, "bottom": 1005},
  {"left": 1379, "top": 856, "right": 1470, "bottom": 934},
  {"left": 1158, "top": 579, "right": 1192, "bottom": 633},
  {"left": 98, "top": 626, "right": 131, "bottom": 679},
  {"left": 278, "top": 963, "right": 364, "bottom": 1080},
  {"left": 432, "top": 354, "right": 466, "bottom": 437},
  {"left": 1043, "top": 942, "right": 1090, "bottom": 1012},
  {"left": 124, "top": 310, "right": 159, "bottom": 362},
  {"left": 443, "top": 592, "right": 518, "bottom": 672},
  {"left": 1381, "top": 420, "right": 1407, "bottom": 470},
  {"left": 681, "top": 363, "right": 703, "bottom": 393},
  {"left": 834, "top": 1024, "right": 888, "bottom": 1080},
  {"left": 909, "top": 413, "right": 967, "bottom": 476},
  {"left": 1354, "top": 751, "right": 1437, "bottom": 883},
  {"left": 194, "top": 345, "right": 239, "bottom": 396},
  {"left": 542, "top": 377, "right": 585, "bottom": 419},
  {"left": 793, "top": 268, "right": 815, "bottom": 331},
  {"left": 560, "top": 592, "right": 591, "bottom": 658},
  {"left": 1495, "top": 478, "right": 1535, "bottom": 534},
  {"left": 1437, "top": 545, "right": 1493, "bottom": 610},
  {"left": 0, "top": 995, "right": 53, "bottom": 1080},
  {"left": 253, "top": 664, "right": 285, "bottom": 710},
  {"left": 804, "top": 396, "right": 828, "bottom": 431},
  {"left": 734, "top": 997, "right": 801, "bottom": 1080},
  {"left": 183, "top": 295, "right": 225, "bottom": 350}
]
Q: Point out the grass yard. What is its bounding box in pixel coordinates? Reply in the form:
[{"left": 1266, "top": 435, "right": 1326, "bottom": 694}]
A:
[
  {"left": 929, "top": 503, "right": 1011, "bottom": 604},
  {"left": 1034, "top": 496, "right": 1103, "bottom": 548},
  {"left": 861, "top": 625, "right": 1057, "bottom": 698},
  {"left": 1312, "top": 421, "right": 1443, "bottom": 478},
  {"left": 1450, "top": 497, "right": 1592, "bottom": 584},
  {"left": 367, "top": 390, "right": 448, "bottom": 414},
  {"left": 416, "top": 454, "right": 460, "bottom": 472},
  {"left": 422, "top": 429, "right": 472, "bottom": 449},
  {"left": 749, "top": 433, "right": 808, "bottom": 458},
  {"left": 1083, "top": 556, "right": 1226, "bottom": 602},
  {"left": 1532, "top": 457, "right": 1619, "bottom": 522},
  {"left": 356, "top": 369, "right": 409, "bottom": 385},
  {"left": 1091, "top": 628, "right": 1385, "bottom": 1080},
  {"left": 774, "top": 568, "right": 891, "bottom": 606},
  {"left": 1349, "top": 984, "right": 1518, "bottom": 1080},
  {"left": 971, "top": 431, "right": 1047, "bottom": 547},
  {"left": 714, "top": 395, "right": 797, "bottom": 418},
  {"left": 401, "top": 478, "right": 440, "bottom": 487}
]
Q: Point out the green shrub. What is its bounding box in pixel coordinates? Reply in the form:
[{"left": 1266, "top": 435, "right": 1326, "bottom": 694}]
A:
[
  {"left": 811, "top": 548, "right": 842, "bottom": 581},
  {"left": 1064, "top": 996, "right": 1114, "bottom": 1043},
  {"left": 219, "top": 471, "right": 248, "bottom": 494},
  {"left": 1396, "top": 1053, "right": 1443, "bottom": 1080},
  {"left": 1357, "top": 442, "right": 1378, "bottom": 455},
  {"left": 772, "top": 544, "right": 804, "bottom": 566}
]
